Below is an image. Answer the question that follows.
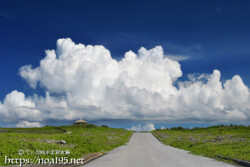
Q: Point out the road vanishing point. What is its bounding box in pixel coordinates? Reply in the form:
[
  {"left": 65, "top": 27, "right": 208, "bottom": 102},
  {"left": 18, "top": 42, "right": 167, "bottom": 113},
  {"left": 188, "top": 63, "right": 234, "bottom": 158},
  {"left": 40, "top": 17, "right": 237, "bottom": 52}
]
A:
[{"left": 83, "top": 133, "right": 236, "bottom": 167}]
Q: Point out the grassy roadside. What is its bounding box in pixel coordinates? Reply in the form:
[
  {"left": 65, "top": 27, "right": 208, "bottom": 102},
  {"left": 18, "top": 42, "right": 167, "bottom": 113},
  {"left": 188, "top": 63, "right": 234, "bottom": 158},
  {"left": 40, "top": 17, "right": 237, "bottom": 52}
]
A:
[
  {"left": 0, "top": 125, "right": 132, "bottom": 166},
  {"left": 152, "top": 125, "right": 250, "bottom": 165}
]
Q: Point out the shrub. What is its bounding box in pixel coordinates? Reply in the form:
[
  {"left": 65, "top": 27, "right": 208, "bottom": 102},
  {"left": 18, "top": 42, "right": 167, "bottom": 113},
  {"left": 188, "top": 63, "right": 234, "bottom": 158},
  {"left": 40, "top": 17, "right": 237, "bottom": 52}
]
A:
[{"left": 101, "top": 125, "right": 109, "bottom": 128}]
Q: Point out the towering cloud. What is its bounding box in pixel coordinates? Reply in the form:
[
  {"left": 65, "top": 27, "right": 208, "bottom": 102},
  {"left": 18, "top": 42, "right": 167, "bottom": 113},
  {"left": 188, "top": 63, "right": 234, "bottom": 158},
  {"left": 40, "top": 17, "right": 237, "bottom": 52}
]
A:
[{"left": 0, "top": 38, "right": 249, "bottom": 126}]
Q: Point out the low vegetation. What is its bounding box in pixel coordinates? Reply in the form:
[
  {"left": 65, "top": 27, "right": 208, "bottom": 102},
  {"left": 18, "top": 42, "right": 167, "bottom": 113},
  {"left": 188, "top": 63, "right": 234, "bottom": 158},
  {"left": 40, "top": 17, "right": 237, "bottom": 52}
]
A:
[
  {"left": 152, "top": 125, "right": 250, "bottom": 164},
  {"left": 0, "top": 124, "right": 132, "bottom": 166}
]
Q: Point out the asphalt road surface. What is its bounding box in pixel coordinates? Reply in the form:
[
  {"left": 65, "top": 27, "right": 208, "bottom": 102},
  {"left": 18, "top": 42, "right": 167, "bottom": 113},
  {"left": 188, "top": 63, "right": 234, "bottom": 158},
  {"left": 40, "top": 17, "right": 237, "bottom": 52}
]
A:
[{"left": 83, "top": 133, "right": 236, "bottom": 167}]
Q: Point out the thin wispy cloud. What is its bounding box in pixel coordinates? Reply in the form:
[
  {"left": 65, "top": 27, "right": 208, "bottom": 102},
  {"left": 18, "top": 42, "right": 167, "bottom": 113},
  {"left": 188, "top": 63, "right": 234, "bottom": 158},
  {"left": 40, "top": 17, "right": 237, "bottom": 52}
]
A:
[
  {"left": 163, "top": 42, "right": 202, "bottom": 57},
  {"left": 216, "top": 7, "right": 222, "bottom": 13},
  {"left": 0, "top": 12, "right": 11, "bottom": 18},
  {"left": 165, "top": 54, "right": 190, "bottom": 61}
]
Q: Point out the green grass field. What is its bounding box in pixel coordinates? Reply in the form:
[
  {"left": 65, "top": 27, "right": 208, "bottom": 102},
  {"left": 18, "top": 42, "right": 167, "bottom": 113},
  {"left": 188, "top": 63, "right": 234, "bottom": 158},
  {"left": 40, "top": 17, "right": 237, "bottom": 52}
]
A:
[
  {"left": 0, "top": 124, "right": 132, "bottom": 166},
  {"left": 152, "top": 125, "right": 250, "bottom": 164}
]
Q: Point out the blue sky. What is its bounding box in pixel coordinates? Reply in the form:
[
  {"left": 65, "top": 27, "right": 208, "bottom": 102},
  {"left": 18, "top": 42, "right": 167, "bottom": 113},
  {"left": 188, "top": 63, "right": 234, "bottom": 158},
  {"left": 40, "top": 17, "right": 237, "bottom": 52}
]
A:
[{"left": 0, "top": 0, "right": 250, "bottom": 129}]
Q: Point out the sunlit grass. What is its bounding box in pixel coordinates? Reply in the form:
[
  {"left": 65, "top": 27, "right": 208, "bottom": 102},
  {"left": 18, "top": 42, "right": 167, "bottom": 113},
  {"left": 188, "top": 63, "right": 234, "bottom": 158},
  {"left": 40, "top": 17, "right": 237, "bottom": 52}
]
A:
[
  {"left": 0, "top": 125, "right": 132, "bottom": 165},
  {"left": 152, "top": 125, "right": 250, "bottom": 164}
]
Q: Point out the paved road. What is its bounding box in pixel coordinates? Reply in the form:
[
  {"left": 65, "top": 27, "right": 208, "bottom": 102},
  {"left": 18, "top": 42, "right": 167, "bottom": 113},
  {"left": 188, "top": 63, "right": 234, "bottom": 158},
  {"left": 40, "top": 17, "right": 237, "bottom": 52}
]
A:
[{"left": 84, "top": 133, "right": 236, "bottom": 167}]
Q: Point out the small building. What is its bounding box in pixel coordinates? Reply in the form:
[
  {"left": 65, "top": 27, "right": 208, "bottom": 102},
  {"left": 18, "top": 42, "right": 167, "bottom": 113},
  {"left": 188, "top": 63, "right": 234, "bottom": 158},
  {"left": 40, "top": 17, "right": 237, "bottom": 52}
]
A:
[{"left": 74, "top": 119, "right": 87, "bottom": 125}]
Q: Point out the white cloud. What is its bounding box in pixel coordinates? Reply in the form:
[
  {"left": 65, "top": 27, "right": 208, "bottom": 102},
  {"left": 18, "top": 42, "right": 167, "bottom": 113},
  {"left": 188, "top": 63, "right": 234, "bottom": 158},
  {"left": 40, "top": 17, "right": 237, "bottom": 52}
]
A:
[
  {"left": 143, "top": 123, "right": 156, "bottom": 131},
  {"left": 128, "top": 123, "right": 155, "bottom": 131},
  {"left": 16, "top": 121, "right": 43, "bottom": 128},
  {"left": 165, "top": 54, "right": 190, "bottom": 61},
  {"left": 0, "top": 38, "right": 249, "bottom": 125},
  {"left": 0, "top": 90, "right": 41, "bottom": 122}
]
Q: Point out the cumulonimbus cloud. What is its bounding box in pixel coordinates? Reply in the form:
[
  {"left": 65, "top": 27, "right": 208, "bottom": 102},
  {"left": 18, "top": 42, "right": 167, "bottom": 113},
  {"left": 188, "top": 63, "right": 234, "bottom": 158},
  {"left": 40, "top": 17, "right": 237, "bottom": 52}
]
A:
[{"left": 0, "top": 38, "right": 249, "bottom": 126}]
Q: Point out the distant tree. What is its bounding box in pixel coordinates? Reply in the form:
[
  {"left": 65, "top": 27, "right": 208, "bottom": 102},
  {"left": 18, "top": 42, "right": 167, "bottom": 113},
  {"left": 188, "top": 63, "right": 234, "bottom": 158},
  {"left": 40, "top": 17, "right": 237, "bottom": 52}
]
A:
[{"left": 171, "top": 127, "right": 184, "bottom": 130}]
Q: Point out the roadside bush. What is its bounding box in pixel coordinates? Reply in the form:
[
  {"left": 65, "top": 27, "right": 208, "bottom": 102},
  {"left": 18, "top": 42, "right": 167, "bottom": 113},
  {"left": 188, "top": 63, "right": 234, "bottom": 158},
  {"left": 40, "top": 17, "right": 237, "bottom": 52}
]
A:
[
  {"left": 171, "top": 127, "right": 184, "bottom": 130},
  {"left": 101, "top": 125, "right": 109, "bottom": 128}
]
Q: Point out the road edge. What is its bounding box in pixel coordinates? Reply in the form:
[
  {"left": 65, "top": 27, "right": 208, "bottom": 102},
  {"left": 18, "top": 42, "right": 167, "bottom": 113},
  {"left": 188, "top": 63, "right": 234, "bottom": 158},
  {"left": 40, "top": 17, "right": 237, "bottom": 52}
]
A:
[
  {"left": 151, "top": 132, "right": 161, "bottom": 142},
  {"left": 151, "top": 132, "right": 250, "bottom": 167},
  {"left": 81, "top": 132, "right": 134, "bottom": 166}
]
